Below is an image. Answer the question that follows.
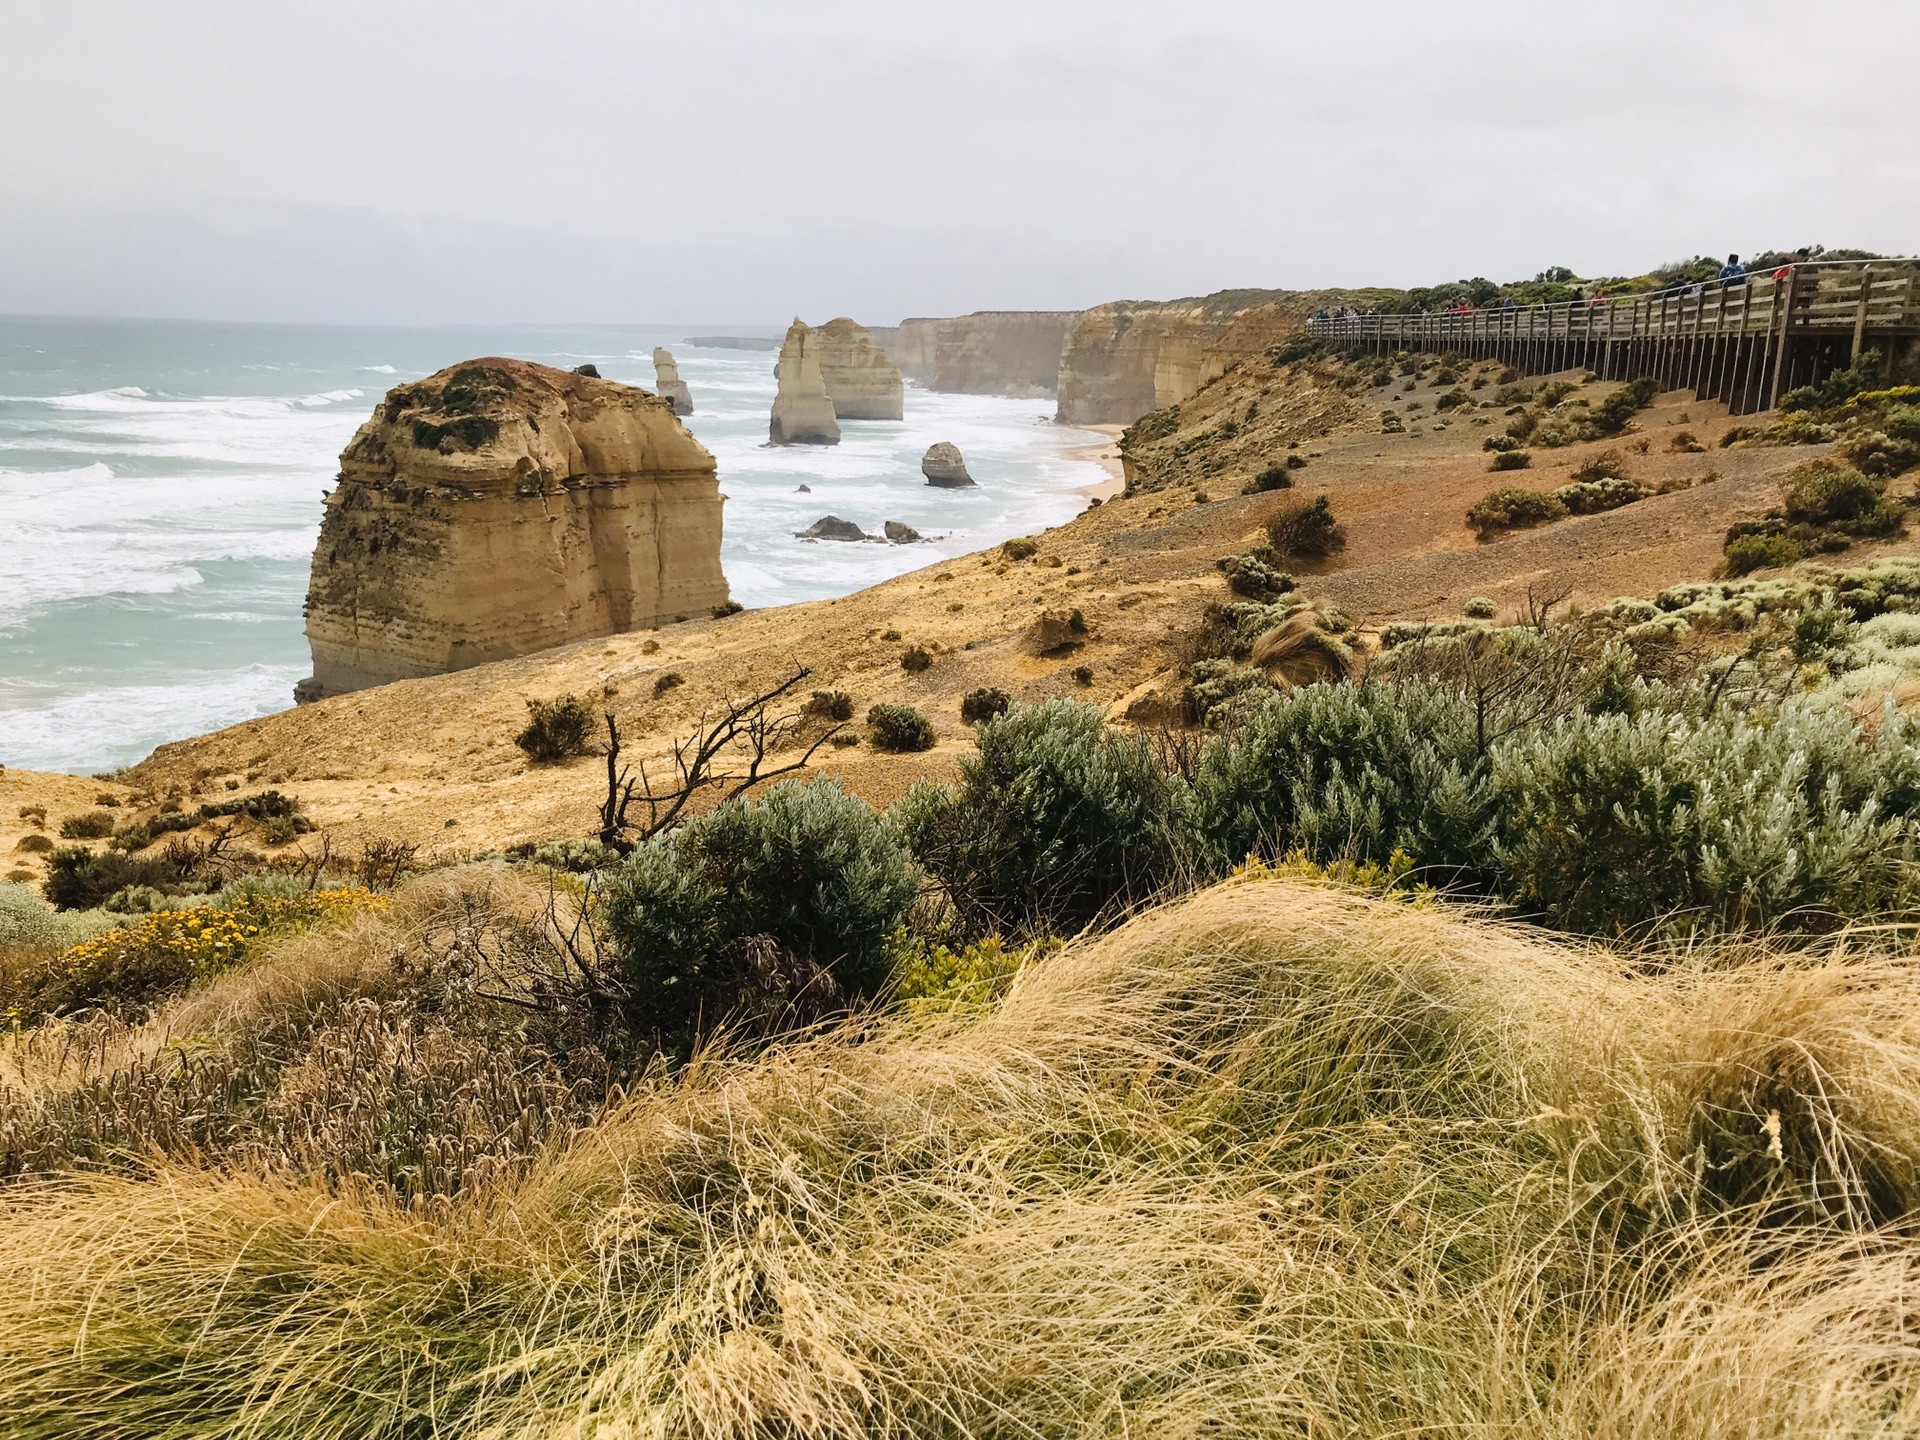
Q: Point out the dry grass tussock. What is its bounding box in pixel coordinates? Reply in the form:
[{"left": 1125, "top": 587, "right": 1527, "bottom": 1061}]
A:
[{"left": 7, "top": 876, "right": 1920, "bottom": 1435}]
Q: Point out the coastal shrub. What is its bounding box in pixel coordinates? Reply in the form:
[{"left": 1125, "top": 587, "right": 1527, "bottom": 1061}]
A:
[
  {"left": 197, "top": 790, "right": 301, "bottom": 823},
  {"left": 1488, "top": 449, "right": 1533, "bottom": 472},
  {"left": 711, "top": 599, "right": 745, "bottom": 618},
  {"left": 1184, "top": 660, "right": 1280, "bottom": 729},
  {"left": 1482, "top": 433, "right": 1520, "bottom": 452},
  {"left": 1842, "top": 430, "right": 1920, "bottom": 478},
  {"left": 1554, "top": 476, "right": 1650, "bottom": 515},
  {"left": 1215, "top": 548, "right": 1294, "bottom": 601},
  {"left": 1467, "top": 488, "right": 1566, "bottom": 534},
  {"left": 1491, "top": 704, "right": 1920, "bottom": 936},
  {"left": 1380, "top": 410, "right": 1405, "bottom": 434},
  {"left": 900, "top": 646, "right": 933, "bottom": 673},
  {"left": 514, "top": 695, "right": 597, "bottom": 764},
  {"left": 1266, "top": 331, "right": 1324, "bottom": 366},
  {"left": 42, "top": 847, "right": 179, "bottom": 912},
  {"left": 1782, "top": 350, "right": 1883, "bottom": 412},
  {"left": 1464, "top": 597, "right": 1498, "bottom": 619},
  {"left": 1435, "top": 388, "right": 1471, "bottom": 411},
  {"left": 602, "top": 778, "right": 914, "bottom": 1048},
  {"left": 652, "top": 671, "right": 685, "bottom": 696},
  {"left": 1243, "top": 462, "right": 1294, "bottom": 493},
  {"left": 1589, "top": 375, "right": 1658, "bottom": 436},
  {"left": 960, "top": 687, "right": 1011, "bottom": 725},
  {"left": 866, "top": 704, "right": 936, "bottom": 753},
  {"left": 1569, "top": 449, "right": 1629, "bottom": 483},
  {"left": 1782, "top": 461, "right": 1902, "bottom": 535},
  {"left": 0, "top": 884, "right": 119, "bottom": 951},
  {"left": 1002, "top": 537, "right": 1040, "bottom": 561},
  {"left": 803, "top": 689, "right": 855, "bottom": 722},
  {"left": 1723, "top": 533, "right": 1806, "bottom": 576},
  {"left": 1266, "top": 495, "right": 1345, "bottom": 559},
  {"left": 1668, "top": 429, "right": 1706, "bottom": 453},
  {"left": 893, "top": 701, "right": 1192, "bottom": 936},
  {"left": 1192, "top": 681, "right": 1496, "bottom": 878},
  {"left": 56, "top": 811, "right": 116, "bottom": 841},
  {"left": 10, "top": 887, "right": 386, "bottom": 1022}
]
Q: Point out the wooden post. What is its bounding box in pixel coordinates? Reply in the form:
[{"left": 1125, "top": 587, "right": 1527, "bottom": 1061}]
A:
[
  {"left": 1851, "top": 268, "right": 1873, "bottom": 362},
  {"left": 1768, "top": 268, "right": 1799, "bottom": 411}
]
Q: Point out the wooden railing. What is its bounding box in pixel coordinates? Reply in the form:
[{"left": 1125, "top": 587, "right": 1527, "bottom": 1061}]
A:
[{"left": 1305, "top": 259, "right": 1920, "bottom": 414}]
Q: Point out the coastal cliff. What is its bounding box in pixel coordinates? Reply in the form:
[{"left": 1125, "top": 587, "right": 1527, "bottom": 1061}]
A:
[
  {"left": 652, "top": 348, "right": 694, "bottom": 415},
  {"left": 1056, "top": 289, "right": 1402, "bottom": 425},
  {"left": 814, "top": 317, "right": 903, "bottom": 420},
  {"left": 301, "top": 359, "right": 726, "bottom": 698},
  {"left": 769, "top": 320, "right": 842, "bottom": 445},
  {"left": 890, "top": 311, "right": 1078, "bottom": 397}
]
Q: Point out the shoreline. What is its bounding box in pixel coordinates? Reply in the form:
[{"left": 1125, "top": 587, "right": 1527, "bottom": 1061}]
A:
[{"left": 1064, "top": 423, "right": 1125, "bottom": 500}]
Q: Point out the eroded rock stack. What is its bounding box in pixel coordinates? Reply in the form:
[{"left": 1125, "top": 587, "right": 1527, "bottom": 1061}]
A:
[
  {"left": 769, "top": 320, "right": 841, "bottom": 446},
  {"left": 300, "top": 358, "right": 728, "bottom": 699},
  {"left": 813, "top": 317, "right": 903, "bottom": 420},
  {"left": 921, "top": 442, "right": 974, "bottom": 487},
  {"left": 652, "top": 348, "right": 694, "bottom": 415}
]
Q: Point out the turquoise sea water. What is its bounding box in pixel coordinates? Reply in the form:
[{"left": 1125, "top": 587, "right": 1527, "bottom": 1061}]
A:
[{"left": 0, "top": 317, "right": 1103, "bottom": 774}]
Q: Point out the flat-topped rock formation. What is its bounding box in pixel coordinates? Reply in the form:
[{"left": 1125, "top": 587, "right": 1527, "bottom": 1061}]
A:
[
  {"left": 652, "top": 348, "right": 694, "bottom": 415},
  {"left": 769, "top": 320, "right": 841, "bottom": 446},
  {"left": 300, "top": 358, "right": 727, "bottom": 699},
  {"left": 813, "top": 317, "right": 903, "bottom": 420},
  {"left": 921, "top": 441, "right": 974, "bottom": 487},
  {"left": 890, "top": 311, "right": 1079, "bottom": 397}
]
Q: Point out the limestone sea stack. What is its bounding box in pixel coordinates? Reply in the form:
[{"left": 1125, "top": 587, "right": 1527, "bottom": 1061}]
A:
[
  {"left": 813, "top": 317, "right": 904, "bottom": 420},
  {"left": 299, "top": 359, "right": 727, "bottom": 700},
  {"left": 652, "top": 347, "right": 694, "bottom": 415},
  {"left": 769, "top": 320, "right": 841, "bottom": 446},
  {"left": 921, "top": 442, "right": 974, "bottom": 487}
]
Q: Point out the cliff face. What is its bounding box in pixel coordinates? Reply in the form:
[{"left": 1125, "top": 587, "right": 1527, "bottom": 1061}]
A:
[
  {"left": 813, "top": 317, "right": 903, "bottom": 420},
  {"left": 652, "top": 348, "right": 694, "bottom": 415},
  {"left": 890, "top": 311, "right": 1078, "bottom": 398},
  {"left": 769, "top": 320, "right": 842, "bottom": 445},
  {"left": 1056, "top": 290, "right": 1394, "bottom": 425},
  {"left": 302, "top": 359, "right": 727, "bottom": 699}
]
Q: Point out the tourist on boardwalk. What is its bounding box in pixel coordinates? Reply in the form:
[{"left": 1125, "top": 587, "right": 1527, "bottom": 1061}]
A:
[{"left": 1718, "top": 253, "right": 1748, "bottom": 286}]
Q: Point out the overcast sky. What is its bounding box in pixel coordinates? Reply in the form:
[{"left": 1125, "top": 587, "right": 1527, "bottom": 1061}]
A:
[{"left": 3, "top": 0, "right": 1916, "bottom": 326}]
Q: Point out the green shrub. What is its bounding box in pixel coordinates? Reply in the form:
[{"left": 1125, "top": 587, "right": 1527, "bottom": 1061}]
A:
[
  {"left": 1266, "top": 331, "right": 1324, "bottom": 366},
  {"left": 1244, "top": 462, "right": 1295, "bottom": 493},
  {"left": 1723, "top": 533, "right": 1806, "bottom": 576},
  {"left": 1192, "top": 681, "right": 1496, "bottom": 878},
  {"left": 1380, "top": 411, "right": 1405, "bottom": 435},
  {"left": 960, "top": 687, "right": 1011, "bottom": 725},
  {"left": 1842, "top": 431, "right": 1920, "bottom": 478},
  {"left": 1266, "top": 495, "right": 1345, "bottom": 558},
  {"left": 1589, "top": 375, "right": 1659, "bottom": 436},
  {"left": 803, "top": 690, "right": 855, "bottom": 722},
  {"left": 712, "top": 600, "right": 745, "bottom": 618},
  {"left": 1554, "top": 476, "right": 1650, "bottom": 515},
  {"left": 197, "top": 790, "right": 301, "bottom": 822},
  {"left": 1491, "top": 705, "right": 1920, "bottom": 936},
  {"left": 1482, "top": 433, "right": 1521, "bottom": 453},
  {"left": 56, "top": 811, "right": 116, "bottom": 841},
  {"left": 1215, "top": 549, "right": 1294, "bottom": 601},
  {"left": 602, "top": 779, "right": 914, "bottom": 1047},
  {"left": 43, "top": 847, "right": 178, "bottom": 912},
  {"left": 901, "top": 646, "right": 933, "bottom": 674},
  {"left": 1488, "top": 450, "right": 1533, "bottom": 472},
  {"left": 0, "top": 883, "right": 119, "bottom": 950},
  {"left": 867, "top": 704, "right": 936, "bottom": 753},
  {"left": 1782, "top": 462, "right": 1895, "bottom": 530},
  {"left": 1467, "top": 488, "right": 1566, "bottom": 534},
  {"left": 1435, "top": 388, "right": 1471, "bottom": 411},
  {"left": 1002, "top": 537, "right": 1040, "bottom": 561},
  {"left": 1782, "top": 351, "right": 1883, "bottom": 413},
  {"left": 1464, "top": 597, "right": 1498, "bottom": 619},
  {"left": 893, "top": 701, "right": 1192, "bottom": 936},
  {"left": 514, "top": 695, "right": 597, "bottom": 764}
]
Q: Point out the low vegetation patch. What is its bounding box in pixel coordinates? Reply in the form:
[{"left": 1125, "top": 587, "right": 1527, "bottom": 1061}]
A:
[{"left": 1467, "top": 487, "right": 1566, "bottom": 534}]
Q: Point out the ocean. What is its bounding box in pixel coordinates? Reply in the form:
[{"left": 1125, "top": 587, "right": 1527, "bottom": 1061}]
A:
[{"left": 0, "top": 316, "right": 1105, "bottom": 774}]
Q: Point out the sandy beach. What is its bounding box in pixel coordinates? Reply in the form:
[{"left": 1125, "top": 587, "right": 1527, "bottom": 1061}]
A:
[{"left": 1066, "top": 422, "right": 1125, "bottom": 499}]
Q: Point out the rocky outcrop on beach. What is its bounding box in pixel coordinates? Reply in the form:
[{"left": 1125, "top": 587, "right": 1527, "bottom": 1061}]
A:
[
  {"left": 769, "top": 320, "right": 842, "bottom": 446},
  {"left": 890, "top": 311, "right": 1079, "bottom": 397},
  {"left": 883, "top": 521, "right": 922, "bottom": 543},
  {"left": 300, "top": 358, "right": 727, "bottom": 698},
  {"left": 921, "top": 442, "right": 974, "bottom": 487},
  {"left": 813, "top": 318, "right": 903, "bottom": 420},
  {"left": 797, "top": 515, "right": 866, "bottom": 541},
  {"left": 652, "top": 348, "right": 694, "bottom": 416}
]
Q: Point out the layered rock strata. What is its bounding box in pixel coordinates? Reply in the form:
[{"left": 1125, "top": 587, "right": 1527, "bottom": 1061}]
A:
[
  {"left": 1056, "top": 289, "right": 1400, "bottom": 425},
  {"left": 813, "top": 317, "right": 903, "bottom": 420},
  {"left": 921, "top": 442, "right": 974, "bottom": 487},
  {"left": 769, "top": 320, "right": 841, "bottom": 445},
  {"left": 890, "top": 311, "right": 1078, "bottom": 397},
  {"left": 652, "top": 348, "right": 694, "bottom": 415},
  {"left": 300, "top": 358, "right": 727, "bottom": 699}
]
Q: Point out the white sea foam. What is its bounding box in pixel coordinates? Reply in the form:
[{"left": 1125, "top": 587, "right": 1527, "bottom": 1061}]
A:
[{"left": 0, "top": 322, "right": 1107, "bottom": 772}]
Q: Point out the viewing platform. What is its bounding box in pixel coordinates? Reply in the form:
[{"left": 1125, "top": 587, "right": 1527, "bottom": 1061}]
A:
[{"left": 1307, "top": 259, "right": 1920, "bottom": 414}]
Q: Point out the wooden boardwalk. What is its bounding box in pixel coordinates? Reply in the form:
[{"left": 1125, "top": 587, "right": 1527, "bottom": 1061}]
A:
[{"left": 1307, "top": 260, "right": 1920, "bottom": 414}]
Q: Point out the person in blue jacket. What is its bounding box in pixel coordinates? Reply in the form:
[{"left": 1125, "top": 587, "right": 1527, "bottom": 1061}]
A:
[{"left": 1718, "top": 253, "right": 1748, "bottom": 287}]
